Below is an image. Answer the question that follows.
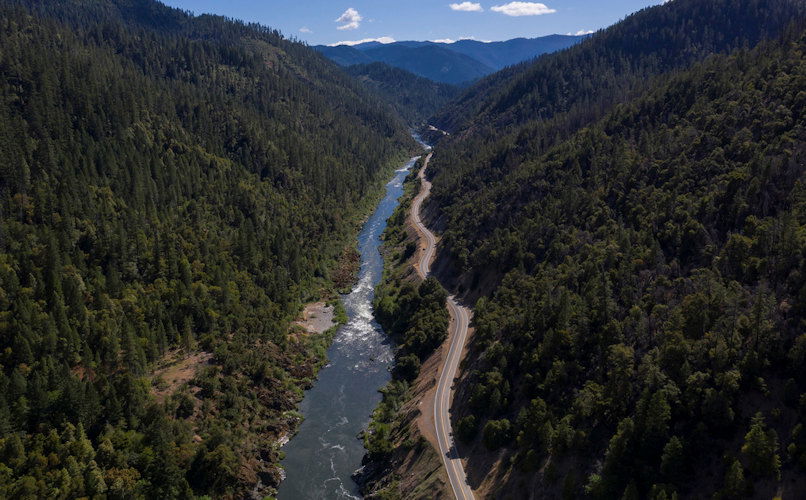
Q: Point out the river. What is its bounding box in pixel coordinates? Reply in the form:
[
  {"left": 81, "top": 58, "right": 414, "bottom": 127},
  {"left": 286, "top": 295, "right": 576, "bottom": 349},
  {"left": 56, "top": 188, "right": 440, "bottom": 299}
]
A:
[{"left": 277, "top": 154, "right": 421, "bottom": 499}]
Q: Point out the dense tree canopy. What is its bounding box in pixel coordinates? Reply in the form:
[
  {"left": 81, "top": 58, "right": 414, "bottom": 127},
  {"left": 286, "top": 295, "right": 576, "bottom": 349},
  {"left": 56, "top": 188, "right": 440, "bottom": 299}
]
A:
[
  {"left": 435, "top": 27, "right": 806, "bottom": 499},
  {"left": 0, "top": 0, "right": 413, "bottom": 497},
  {"left": 361, "top": 5, "right": 806, "bottom": 497},
  {"left": 346, "top": 63, "right": 460, "bottom": 126},
  {"left": 427, "top": 0, "right": 806, "bottom": 232},
  {"left": 431, "top": 0, "right": 804, "bottom": 135}
]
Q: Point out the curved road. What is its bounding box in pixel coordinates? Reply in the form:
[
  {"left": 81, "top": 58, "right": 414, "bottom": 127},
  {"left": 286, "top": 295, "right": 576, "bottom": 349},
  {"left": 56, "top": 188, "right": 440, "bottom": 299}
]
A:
[
  {"left": 411, "top": 153, "right": 475, "bottom": 500},
  {"left": 411, "top": 153, "right": 436, "bottom": 279}
]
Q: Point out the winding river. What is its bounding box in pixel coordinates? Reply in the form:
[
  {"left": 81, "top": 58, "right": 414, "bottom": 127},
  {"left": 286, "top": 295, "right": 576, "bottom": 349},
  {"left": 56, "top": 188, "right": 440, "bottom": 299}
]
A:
[{"left": 278, "top": 154, "right": 421, "bottom": 499}]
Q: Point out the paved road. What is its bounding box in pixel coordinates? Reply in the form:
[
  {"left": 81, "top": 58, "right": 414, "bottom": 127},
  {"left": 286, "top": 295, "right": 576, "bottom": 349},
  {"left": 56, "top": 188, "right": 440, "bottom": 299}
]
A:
[
  {"left": 411, "top": 153, "right": 436, "bottom": 279},
  {"left": 411, "top": 153, "right": 475, "bottom": 500}
]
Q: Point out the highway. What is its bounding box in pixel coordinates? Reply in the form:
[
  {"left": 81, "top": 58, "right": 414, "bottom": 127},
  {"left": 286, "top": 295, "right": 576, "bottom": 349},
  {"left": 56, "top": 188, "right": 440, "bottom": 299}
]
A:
[
  {"left": 411, "top": 152, "right": 475, "bottom": 500},
  {"left": 411, "top": 153, "right": 436, "bottom": 279}
]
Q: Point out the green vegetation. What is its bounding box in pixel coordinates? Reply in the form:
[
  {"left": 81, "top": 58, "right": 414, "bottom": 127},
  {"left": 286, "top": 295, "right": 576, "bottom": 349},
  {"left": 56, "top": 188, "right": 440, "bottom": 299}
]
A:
[
  {"left": 428, "top": 18, "right": 806, "bottom": 499},
  {"left": 365, "top": 380, "right": 413, "bottom": 459},
  {"left": 346, "top": 63, "right": 460, "bottom": 126},
  {"left": 432, "top": 0, "right": 804, "bottom": 135},
  {"left": 0, "top": 0, "right": 413, "bottom": 497},
  {"left": 363, "top": 268, "right": 448, "bottom": 459},
  {"left": 374, "top": 159, "right": 449, "bottom": 381},
  {"left": 428, "top": 0, "right": 806, "bottom": 236},
  {"left": 366, "top": 158, "right": 448, "bottom": 454},
  {"left": 375, "top": 276, "right": 448, "bottom": 371},
  {"left": 358, "top": 157, "right": 450, "bottom": 498}
]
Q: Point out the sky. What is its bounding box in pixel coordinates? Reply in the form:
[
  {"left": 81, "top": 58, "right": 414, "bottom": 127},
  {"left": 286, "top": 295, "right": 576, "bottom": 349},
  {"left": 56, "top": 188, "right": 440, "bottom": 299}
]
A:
[{"left": 159, "top": 1, "right": 668, "bottom": 46}]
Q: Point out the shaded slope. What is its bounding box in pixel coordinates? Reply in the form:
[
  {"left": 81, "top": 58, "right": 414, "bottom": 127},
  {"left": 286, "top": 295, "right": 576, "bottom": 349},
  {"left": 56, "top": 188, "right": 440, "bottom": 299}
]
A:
[
  {"left": 347, "top": 63, "right": 460, "bottom": 125},
  {"left": 362, "top": 44, "right": 494, "bottom": 85},
  {"left": 431, "top": 0, "right": 806, "bottom": 134},
  {"left": 315, "top": 44, "right": 373, "bottom": 66},
  {"left": 426, "top": 0, "right": 806, "bottom": 264}
]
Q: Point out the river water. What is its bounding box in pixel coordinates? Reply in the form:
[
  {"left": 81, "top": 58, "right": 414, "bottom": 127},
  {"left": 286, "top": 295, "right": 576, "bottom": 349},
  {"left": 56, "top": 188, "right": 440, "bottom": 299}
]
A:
[{"left": 278, "top": 155, "right": 420, "bottom": 500}]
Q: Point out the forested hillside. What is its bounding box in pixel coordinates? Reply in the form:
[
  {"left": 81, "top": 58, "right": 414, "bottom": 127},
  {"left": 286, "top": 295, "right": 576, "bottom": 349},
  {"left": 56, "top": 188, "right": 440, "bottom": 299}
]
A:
[
  {"left": 0, "top": 0, "right": 413, "bottom": 497},
  {"left": 426, "top": 0, "right": 805, "bottom": 294},
  {"left": 431, "top": 0, "right": 805, "bottom": 136},
  {"left": 346, "top": 63, "right": 460, "bottom": 126},
  {"left": 419, "top": 1, "right": 806, "bottom": 497}
]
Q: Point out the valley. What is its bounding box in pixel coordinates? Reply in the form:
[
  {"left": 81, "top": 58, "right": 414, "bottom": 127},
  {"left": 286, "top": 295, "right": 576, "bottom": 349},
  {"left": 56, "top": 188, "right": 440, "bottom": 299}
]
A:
[
  {"left": 0, "top": 0, "right": 804, "bottom": 499},
  {"left": 278, "top": 155, "right": 419, "bottom": 500}
]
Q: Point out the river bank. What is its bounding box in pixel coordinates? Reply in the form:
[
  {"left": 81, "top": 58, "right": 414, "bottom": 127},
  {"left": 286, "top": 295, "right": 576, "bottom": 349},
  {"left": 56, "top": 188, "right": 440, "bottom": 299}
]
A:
[
  {"left": 277, "top": 155, "right": 422, "bottom": 499},
  {"left": 355, "top": 155, "right": 452, "bottom": 499}
]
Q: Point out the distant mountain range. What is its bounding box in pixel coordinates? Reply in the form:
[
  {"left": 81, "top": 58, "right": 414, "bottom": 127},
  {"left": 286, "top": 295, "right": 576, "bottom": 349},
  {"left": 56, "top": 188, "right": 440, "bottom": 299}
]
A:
[{"left": 315, "top": 35, "right": 586, "bottom": 85}]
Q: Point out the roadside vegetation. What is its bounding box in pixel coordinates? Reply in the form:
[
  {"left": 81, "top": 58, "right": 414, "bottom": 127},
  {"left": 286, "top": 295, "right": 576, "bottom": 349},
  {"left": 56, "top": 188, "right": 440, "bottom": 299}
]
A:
[{"left": 359, "top": 157, "right": 451, "bottom": 499}]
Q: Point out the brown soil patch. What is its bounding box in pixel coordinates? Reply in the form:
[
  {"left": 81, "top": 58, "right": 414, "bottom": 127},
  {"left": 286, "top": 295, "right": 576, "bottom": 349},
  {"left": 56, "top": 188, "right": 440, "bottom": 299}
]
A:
[
  {"left": 151, "top": 350, "right": 213, "bottom": 402},
  {"left": 293, "top": 301, "right": 335, "bottom": 335},
  {"left": 413, "top": 342, "right": 442, "bottom": 451},
  {"left": 71, "top": 365, "right": 96, "bottom": 382}
]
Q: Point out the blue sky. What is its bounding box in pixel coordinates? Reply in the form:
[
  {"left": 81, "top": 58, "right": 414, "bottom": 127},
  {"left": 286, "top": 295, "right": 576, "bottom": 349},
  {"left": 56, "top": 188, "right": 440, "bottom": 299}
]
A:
[{"left": 159, "top": 1, "right": 667, "bottom": 46}]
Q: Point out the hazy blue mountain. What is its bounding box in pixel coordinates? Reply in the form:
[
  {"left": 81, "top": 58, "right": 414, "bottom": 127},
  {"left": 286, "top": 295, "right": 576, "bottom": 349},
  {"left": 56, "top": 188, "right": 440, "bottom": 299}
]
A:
[
  {"left": 362, "top": 44, "right": 494, "bottom": 85},
  {"left": 447, "top": 35, "right": 584, "bottom": 69},
  {"left": 315, "top": 34, "right": 585, "bottom": 84},
  {"left": 353, "top": 40, "right": 431, "bottom": 50}
]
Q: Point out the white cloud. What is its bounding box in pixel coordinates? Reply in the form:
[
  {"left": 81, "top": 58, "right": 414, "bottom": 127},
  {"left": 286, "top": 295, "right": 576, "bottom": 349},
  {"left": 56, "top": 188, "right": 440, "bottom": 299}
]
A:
[
  {"left": 568, "top": 29, "right": 593, "bottom": 35},
  {"left": 431, "top": 38, "right": 457, "bottom": 43},
  {"left": 299, "top": 27, "right": 312, "bottom": 33},
  {"left": 490, "top": 2, "right": 556, "bottom": 16},
  {"left": 335, "top": 8, "right": 362, "bottom": 31},
  {"left": 449, "top": 2, "right": 483, "bottom": 12},
  {"left": 329, "top": 36, "right": 396, "bottom": 47}
]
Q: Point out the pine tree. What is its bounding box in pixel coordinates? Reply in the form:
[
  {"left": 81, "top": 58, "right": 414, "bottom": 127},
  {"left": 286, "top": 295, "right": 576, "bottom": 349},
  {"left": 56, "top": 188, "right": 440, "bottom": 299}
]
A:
[
  {"left": 741, "top": 413, "right": 781, "bottom": 479},
  {"left": 721, "top": 458, "right": 747, "bottom": 498}
]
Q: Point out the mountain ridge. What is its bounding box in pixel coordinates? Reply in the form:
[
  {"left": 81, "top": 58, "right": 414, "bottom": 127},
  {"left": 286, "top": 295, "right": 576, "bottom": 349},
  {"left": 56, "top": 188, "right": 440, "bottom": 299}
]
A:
[{"left": 316, "top": 34, "right": 585, "bottom": 84}]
